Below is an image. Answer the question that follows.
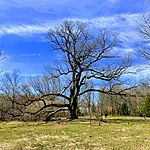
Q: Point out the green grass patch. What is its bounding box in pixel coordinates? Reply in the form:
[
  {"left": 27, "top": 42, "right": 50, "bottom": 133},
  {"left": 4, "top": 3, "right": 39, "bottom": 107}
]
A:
[{"left": 0, "top": 116, "right": 150, "bottom": 150}]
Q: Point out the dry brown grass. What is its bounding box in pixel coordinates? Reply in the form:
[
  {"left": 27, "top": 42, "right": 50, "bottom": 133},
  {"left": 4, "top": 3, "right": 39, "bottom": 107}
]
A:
[{"left": 0, "top": 116, "right": 150, "bottom": 150}]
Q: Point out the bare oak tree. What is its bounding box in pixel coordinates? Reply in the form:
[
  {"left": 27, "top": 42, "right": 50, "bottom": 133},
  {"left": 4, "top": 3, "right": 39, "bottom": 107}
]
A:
[{"left": 33, "top": 21, "right": 131, "bottom": 120}]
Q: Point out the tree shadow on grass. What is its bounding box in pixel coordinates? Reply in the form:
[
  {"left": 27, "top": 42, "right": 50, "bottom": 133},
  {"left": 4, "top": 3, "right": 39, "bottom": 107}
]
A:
[
  {"left": 74, "top": 117, "right": 150, "bottom": 125},
  {"left": 105, "top": 117, "right": 150, "bottom": 124},
  {"left": 43, "top": 116, "right": 150, "bottom": 125}
]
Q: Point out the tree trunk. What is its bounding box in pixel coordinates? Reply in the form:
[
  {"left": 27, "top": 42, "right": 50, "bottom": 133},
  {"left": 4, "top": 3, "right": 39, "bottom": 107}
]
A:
[
  {"left": 70, "top": 107, "right": 78, "bottom": 120},
  {"left": 69, "top": 99, "right": 78, "bottom": 120}
]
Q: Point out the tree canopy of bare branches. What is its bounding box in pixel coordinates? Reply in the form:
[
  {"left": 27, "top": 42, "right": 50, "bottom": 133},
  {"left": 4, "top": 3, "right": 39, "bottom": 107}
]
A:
[{"left": 34, "top": 21, "right": 132, "bottom": 120}]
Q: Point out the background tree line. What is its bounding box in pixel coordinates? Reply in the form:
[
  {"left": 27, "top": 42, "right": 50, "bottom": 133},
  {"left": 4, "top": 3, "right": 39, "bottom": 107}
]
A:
[{"left": 0, "top": 69, "right": 149, "bottom": 122}]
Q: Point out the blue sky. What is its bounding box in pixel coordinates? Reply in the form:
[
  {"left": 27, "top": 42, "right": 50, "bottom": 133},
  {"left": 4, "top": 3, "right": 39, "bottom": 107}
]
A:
[{"left": 0, "top": 0, "right": 150, "bottom": 77}]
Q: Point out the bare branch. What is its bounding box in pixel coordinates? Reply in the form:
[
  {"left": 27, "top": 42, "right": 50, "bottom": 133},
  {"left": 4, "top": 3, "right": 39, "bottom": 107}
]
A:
[
  {"left": 45, "top": 108, "right": 69, "bottom": 122},
  {"left": 136, "top": 14, "right": 150, "bottom": 59}
]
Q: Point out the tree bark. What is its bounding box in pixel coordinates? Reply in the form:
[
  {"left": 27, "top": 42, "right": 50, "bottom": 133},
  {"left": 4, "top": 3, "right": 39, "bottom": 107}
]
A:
[
  {"left": 45, "top": 108, "right": 69, "bottom": 123},
  {"left": 69, "top": 99, "right": 78, "bottom": 120},
  {"left": 69, "top": 108, "right": 78, "bottom": 120}
]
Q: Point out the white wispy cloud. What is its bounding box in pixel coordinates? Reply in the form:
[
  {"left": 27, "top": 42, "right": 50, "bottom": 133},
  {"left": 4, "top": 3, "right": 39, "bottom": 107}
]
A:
[
  {"left": 0, "top": 23, "right": 55, "bottom": 37},
  {"left": 108, "top": 0, "right": 120, "bottom": 2},
  {"left": 21, "top": 54, "right": 41, "bottom": 57},
  {"left": 113, "top": 47, "right": 134, "bottom": 53},
  {"left": 0, "top": 12, "right": 144, "bottom": 52},
  {"left": 0, "top": 13, "right": 141, "bottom": 36},
  {"left": 0, "top": 0, "right": 72, "bottom": 13},
  {"left": 67, "top": 13, "right": 140, "bottom": 29},
  {"left": 127, "top": 62, "right": 150, "bottom": 76},
  {"left": 120, "top": 61, "right": 150, "bottom": 83}
]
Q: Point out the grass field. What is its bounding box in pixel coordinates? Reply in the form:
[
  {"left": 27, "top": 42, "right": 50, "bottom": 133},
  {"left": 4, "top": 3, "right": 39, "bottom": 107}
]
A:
[{"left": 0, "top": 116, "right": 150, "bottom": 150}]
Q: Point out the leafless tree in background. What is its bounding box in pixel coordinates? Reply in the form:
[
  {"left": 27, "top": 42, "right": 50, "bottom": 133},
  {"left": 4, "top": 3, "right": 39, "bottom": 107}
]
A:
[
  {"left": 137, "top": 14, "right": 150, "bottom": 59},
  {"left": 0, "top": 70, "right": 26, "bottom": 120}
]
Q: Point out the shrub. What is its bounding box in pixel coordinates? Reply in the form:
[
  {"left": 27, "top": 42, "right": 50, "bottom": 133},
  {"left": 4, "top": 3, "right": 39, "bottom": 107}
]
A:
[{"left": 140, "top": 93, "right": 150, "bottom": 117}]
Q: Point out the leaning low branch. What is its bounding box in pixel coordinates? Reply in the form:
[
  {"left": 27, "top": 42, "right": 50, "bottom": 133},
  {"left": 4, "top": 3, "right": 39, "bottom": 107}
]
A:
[{"left": 45, "top": 108, "right": 69, "bottom": 123}]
